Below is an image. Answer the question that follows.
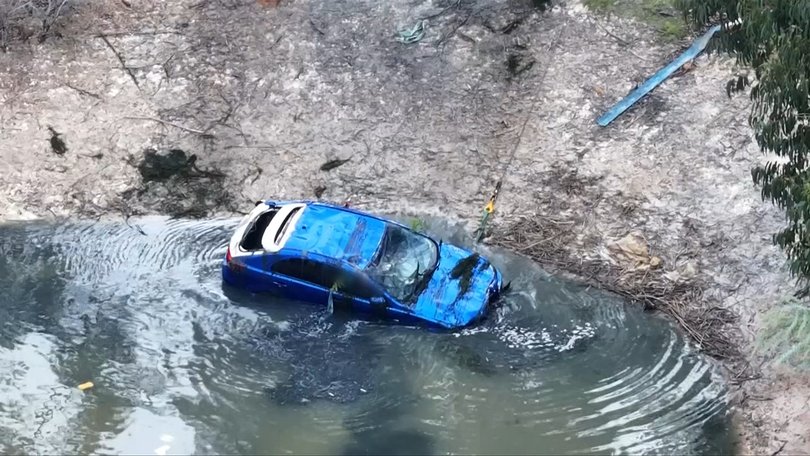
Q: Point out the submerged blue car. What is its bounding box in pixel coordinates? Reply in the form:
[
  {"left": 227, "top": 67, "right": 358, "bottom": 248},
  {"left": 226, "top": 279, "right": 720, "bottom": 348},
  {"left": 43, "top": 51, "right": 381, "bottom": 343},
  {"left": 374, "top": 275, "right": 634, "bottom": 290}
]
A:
[{"left": 222, "top": 200, "right": 504, "bottom": 328}]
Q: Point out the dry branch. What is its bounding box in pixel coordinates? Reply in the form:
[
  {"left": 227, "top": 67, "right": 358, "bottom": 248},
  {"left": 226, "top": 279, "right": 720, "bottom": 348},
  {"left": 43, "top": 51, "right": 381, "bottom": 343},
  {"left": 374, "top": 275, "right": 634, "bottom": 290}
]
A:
[
  {"left": 98, "top": 34, "right": 140, "bottom": 90},
  {"left": 65, "top": 82, "right": 101, "bottom": 99},
  {"left": 123, "top": 116, "right": 211, "bottom": 136},
  {"left": 98, "top": 30, "right": 181, "bottom": 37}
]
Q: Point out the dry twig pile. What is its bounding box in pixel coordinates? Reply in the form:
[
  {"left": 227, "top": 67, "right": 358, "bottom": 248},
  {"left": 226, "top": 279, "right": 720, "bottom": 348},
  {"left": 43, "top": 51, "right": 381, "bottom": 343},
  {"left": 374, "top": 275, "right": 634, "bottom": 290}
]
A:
[
  {"left": 0, "top": 0, "right": 70, "bottom": 50},
  {"left": 493, "top": 216, "right": 739, "bottom": 361}
]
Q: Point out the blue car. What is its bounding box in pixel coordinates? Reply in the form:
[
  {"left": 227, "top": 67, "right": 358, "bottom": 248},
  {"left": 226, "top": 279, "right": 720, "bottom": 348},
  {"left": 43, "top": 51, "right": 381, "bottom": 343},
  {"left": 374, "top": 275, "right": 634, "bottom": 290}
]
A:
[{"left": 222, "top": 200, "right": 504, "bottom": 329}]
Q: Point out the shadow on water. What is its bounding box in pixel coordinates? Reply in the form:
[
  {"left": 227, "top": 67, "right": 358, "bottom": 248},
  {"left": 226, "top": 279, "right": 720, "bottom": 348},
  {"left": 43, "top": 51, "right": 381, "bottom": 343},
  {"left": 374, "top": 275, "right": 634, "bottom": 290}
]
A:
[
  {"left": 0, "top": 216, "right": 733, "bottom": 455},
  {"left": 340, "top": 397, "right": 435, "bottom": 456}
]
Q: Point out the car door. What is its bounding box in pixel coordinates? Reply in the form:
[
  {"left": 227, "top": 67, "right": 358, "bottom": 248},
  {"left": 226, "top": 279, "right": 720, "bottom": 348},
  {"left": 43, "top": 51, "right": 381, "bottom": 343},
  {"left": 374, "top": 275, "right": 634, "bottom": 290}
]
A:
[
  {"left": 333, "top": 272, "right": 388, "bottom": 316},
  {"left": 268, "top": 258, "right": 340, "bottom": 306}
]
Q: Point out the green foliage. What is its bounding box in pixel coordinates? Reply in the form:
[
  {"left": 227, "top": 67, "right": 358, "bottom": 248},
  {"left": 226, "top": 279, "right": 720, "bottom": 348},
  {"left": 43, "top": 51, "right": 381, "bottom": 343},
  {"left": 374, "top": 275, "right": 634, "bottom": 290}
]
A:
[
  {"left": 679, "top": 0, "right": 810, "bottom": 288},
  {"left": 756, "top": 299, "right": 810, "bottom": 370},
  {"left": 658, "top": 19, "right": 686, "bottom": 41},
  {"left": 409, "top": 217, "right": 427, "bottom": 233},
  {"left": 583, "top": 0, "right": 616, "bottom": 11},
  {"left": 637, "top": 0, "right": 690, "bottom": 41},
  {"left": 585, "top": 0, "right": 690, "bottom": 41}
]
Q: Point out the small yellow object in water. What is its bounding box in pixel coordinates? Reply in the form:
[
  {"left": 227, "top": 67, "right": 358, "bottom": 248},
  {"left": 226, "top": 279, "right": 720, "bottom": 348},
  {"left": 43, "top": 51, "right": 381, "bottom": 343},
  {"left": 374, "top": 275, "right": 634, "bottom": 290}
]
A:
[{"left": 78, "top": 381, "right": 94, "bottom": 391}]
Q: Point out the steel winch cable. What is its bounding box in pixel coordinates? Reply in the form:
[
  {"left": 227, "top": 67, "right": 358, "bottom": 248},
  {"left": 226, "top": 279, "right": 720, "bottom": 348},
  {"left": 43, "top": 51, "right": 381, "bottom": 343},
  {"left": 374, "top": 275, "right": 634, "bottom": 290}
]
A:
[{"left": 475, "top": 8, "right": 569, "bottom": 243}]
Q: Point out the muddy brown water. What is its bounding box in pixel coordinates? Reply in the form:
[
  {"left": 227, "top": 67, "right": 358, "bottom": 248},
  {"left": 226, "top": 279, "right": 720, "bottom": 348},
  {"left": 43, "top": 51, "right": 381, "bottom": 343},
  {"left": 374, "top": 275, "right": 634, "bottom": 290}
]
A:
[{"left": 0, "top": 216, "right": 732, "bottom": 455}]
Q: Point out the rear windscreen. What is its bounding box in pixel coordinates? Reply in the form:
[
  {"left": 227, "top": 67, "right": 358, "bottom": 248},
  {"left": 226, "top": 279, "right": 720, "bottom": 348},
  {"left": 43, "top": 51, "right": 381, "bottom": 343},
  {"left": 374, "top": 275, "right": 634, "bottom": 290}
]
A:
[
  {"left": 274, "top": 207, "right": 302, "bottom": 244},
  {"left": 240, "top": 208, "right": 279, "bottom": 251}
]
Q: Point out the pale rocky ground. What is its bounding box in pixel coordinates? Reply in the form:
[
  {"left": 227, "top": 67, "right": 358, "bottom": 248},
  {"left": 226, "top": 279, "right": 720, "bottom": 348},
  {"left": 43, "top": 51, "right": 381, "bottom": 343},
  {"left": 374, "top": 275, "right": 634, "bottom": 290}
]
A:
[{"left": 1, "top": 0, "right": 808, "bottom": 453}]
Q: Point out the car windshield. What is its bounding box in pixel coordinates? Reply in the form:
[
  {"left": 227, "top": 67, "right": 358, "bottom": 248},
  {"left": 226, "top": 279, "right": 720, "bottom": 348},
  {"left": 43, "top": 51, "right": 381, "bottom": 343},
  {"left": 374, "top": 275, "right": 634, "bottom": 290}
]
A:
[{"left": 366, "top": 224, "right": 439, "bottom": 302}]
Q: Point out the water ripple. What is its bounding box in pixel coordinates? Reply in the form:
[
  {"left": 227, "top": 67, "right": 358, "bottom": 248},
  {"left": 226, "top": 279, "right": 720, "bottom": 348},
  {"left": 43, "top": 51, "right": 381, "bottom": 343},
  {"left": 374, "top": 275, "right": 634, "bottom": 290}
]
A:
[{"left": 0, "top": 218, "right": 731, "bottom": 455}]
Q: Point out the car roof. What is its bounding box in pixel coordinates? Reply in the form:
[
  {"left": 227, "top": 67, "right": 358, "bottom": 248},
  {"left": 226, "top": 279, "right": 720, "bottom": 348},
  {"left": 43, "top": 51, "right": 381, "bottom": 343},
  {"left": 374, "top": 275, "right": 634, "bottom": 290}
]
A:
[{"left": 275, "top": 201, "right": 388, "bottom": 270}]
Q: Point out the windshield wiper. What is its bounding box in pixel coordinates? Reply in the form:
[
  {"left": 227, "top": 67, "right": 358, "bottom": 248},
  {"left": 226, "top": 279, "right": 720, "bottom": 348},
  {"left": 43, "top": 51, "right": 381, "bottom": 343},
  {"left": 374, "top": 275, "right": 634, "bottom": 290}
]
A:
[{"left": 405, "top": 249, "right": 440, "bottom": 302}]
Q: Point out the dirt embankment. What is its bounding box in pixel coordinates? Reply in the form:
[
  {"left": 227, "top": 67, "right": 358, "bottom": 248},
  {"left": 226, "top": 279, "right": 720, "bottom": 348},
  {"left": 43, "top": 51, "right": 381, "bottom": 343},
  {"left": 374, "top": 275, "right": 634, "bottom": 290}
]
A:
[{"left": 1, "top": 0, "right": 808, "bottom": 453}]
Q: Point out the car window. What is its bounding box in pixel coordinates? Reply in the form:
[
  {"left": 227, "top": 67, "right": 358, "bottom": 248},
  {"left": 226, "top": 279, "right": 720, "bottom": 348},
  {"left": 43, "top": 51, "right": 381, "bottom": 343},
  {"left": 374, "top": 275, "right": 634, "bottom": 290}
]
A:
[
  {"left": 271, "top": 258, "right": 340, "bottom": 289},
  {"left": 271, "top": 258, "right": 378, "bottom": 300}
]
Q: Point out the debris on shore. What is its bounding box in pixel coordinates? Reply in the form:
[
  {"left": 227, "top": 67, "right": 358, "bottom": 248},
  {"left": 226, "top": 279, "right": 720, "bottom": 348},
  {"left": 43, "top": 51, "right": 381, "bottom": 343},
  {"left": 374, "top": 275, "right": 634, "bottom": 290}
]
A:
[
  {"left": 48, "top": 126, "right": 67, "bottom": 155},
  {"left": 320, "top": 157, "right": 351, "bottom": 172}
]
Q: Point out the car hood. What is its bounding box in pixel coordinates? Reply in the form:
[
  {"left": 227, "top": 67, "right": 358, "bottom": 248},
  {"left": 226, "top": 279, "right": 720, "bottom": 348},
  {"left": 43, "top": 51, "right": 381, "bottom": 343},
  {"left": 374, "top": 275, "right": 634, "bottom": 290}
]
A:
[{"left": 410, "top": 243, "right": 500, "bottom": 328}]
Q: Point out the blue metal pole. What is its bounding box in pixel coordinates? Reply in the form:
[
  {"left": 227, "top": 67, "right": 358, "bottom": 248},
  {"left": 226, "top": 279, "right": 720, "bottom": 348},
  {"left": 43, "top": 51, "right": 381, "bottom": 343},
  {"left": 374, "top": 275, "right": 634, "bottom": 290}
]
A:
[{"left": 596, "top": 24, "right": 721, "bottom": 127}]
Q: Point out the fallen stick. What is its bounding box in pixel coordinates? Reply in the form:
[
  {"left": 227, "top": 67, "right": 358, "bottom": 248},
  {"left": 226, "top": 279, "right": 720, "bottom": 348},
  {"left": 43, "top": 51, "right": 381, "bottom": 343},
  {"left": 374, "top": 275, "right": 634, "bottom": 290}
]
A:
[
  {"left": 593, "top": 21, "right": 631, "bottom": 47},
  {"left": 123, "top": 116, "right": 211, "bottom": 136},
  {"left": 98, "top": 34, "right": 141, "bottom": 90},
  {"left": 65, "top": 83, "right": 101, "bottom": 99},
  {"left": 98, "top": 30, "right": 181, "bottom": 36}
]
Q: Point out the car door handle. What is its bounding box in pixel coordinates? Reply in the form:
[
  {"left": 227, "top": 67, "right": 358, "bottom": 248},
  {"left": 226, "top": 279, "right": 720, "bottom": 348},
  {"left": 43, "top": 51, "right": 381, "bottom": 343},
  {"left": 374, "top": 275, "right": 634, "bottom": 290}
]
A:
[{"left": 271, "top": 281, "right": 287, "bottom": 288}]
